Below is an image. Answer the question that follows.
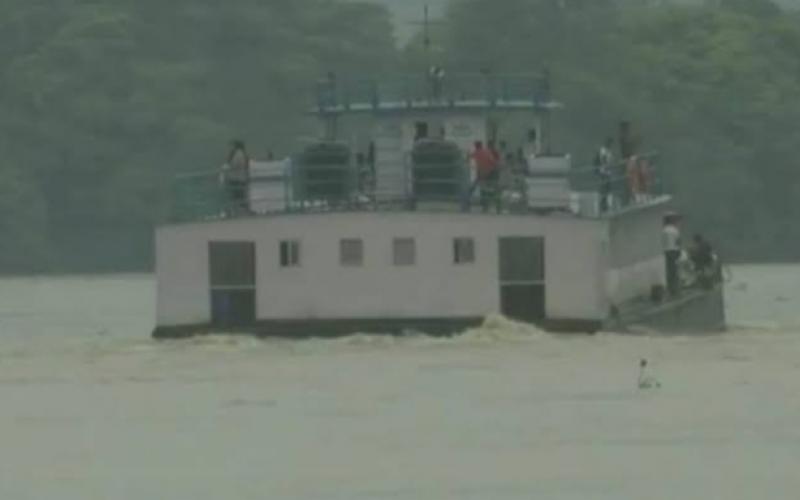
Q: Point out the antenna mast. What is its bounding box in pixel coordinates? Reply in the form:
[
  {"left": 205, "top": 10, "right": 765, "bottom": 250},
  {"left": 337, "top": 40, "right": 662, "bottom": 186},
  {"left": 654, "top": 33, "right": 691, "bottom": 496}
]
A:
[{"left": 410, "top": 3, "right": 444, "bottom": 71}]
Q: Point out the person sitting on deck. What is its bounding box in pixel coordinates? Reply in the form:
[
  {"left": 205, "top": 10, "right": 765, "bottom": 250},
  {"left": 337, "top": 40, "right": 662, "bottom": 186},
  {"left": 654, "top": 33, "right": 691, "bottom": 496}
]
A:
[
  {"left": 465, "top": 141, "right": 500, "bottom": 213},
  {"left": 690, "top": 234, "right": 719, "bottom": 288},
  {"left": 222, "top": 140, "right": 251, "bottom": 215}
]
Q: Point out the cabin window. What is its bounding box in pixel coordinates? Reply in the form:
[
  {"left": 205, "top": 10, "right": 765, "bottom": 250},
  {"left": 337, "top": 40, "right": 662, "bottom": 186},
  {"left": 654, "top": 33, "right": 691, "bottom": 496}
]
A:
[
  {"left": 453, "top": 238, "right": 475, "bottom": 265},
  {"left": 280, "top": 240, "right": 301, "bottom": 268},
  {"left": 340, "top": 239, "right": 364, "bottom": 267},
  {"left": 208, "top": 241, "right": 256, "bottom": 327},
  {"left": 393, "top": 238, "right": 416, "bottom": 266}
]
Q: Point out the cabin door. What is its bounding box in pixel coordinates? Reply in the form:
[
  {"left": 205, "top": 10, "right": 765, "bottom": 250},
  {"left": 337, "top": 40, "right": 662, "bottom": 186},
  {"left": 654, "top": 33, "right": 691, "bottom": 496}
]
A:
[
  {"left": 209, "top": 241, "right": 257, "bottom": 327},
  {"left": 498, "top": 237, "right": 546, "bottom": 323}
]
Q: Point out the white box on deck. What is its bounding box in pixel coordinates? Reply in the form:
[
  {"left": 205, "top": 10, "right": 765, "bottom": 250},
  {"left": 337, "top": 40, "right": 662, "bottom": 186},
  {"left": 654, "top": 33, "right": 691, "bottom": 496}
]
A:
[
  {"left": 249, "top": 159, "right": 290, "bottom": 214},
  {"left": 525, "top": 155, "right": 572, "bottom": 210}
]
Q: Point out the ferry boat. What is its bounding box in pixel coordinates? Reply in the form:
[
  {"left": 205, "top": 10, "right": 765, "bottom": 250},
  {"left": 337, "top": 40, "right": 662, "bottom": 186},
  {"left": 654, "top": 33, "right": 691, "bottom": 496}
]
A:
[{"left": 152, "top": 72, "right": 725, "bottom": 339}]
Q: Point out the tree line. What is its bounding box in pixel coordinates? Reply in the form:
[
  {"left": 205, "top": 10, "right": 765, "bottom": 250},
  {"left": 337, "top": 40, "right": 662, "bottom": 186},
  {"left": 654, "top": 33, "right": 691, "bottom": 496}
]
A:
[
  {"left": 0, "top": 0, "right": 394, "bottom": 273},
  {"left": 0, "top": 0, "right": 797, "bottom": 273},
  {"left": 421, "top": 0, "right": 800, "bottom": 261}
]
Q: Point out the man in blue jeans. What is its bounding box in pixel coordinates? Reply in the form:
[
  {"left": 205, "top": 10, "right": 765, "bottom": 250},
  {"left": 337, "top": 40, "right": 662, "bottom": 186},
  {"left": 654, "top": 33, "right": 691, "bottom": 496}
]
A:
[{"left": 465, "top": 141, "right": 500, "bottom": 212}]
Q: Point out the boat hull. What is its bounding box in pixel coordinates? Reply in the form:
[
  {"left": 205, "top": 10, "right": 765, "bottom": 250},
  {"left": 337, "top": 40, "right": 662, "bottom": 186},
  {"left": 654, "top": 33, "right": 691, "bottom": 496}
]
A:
[
  {"left": 151, "top": 317, "right": 606, "bottom": 340},
  {"left": 152, "top": 287, "right": 725, "bottom": 340},
  {"left": 608, "top": 285, "right": 727, "bottom": 334}
]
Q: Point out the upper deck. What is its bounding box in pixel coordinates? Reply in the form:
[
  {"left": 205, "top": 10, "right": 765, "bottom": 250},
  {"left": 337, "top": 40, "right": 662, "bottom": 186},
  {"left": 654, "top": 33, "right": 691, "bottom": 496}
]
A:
[
  {"left": 313, "top": 72, "right": 562, "bottom": 115},
  {"left": 167, "top": 71, "right": 669, "bottom": 226},
  {"left": 169, "top": 154, "right": 669, "bottom": 225}
]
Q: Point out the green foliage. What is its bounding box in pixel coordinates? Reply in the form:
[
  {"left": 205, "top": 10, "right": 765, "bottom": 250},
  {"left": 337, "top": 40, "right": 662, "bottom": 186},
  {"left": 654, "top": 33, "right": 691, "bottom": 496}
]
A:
[
  {"left": 0, "top": 0, "right": 395, "bottom": 273},
  {"left": 0, "top": 164, "right": 50, "bottom": 272},
  {"left": 2, "top": 0, "right": 799, "bottom": 272},
  {"left": 432, "top": 0, "right": 800, "bottom": 260}
]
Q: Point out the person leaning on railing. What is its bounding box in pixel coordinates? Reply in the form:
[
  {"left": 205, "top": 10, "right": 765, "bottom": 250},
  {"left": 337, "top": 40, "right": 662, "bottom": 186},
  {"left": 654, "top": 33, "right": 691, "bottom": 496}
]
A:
[
  {"left": 221, "top": 140, "right": 251, "bottom": 216},
  {"left": 594, "top": 138, "right": 615, "bottom": 212},
  {"left": 465, "top": 141, "right": 500, "bottom": 213},
  {"left": 625, "top": 155, "right": 652, "bottom": 205}
]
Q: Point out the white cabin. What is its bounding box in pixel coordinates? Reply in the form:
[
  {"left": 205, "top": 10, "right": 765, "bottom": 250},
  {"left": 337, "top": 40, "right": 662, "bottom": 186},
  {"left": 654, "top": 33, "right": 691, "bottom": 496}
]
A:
[{"left": 154, "top": 203, "right": 672, "bottom": 337}]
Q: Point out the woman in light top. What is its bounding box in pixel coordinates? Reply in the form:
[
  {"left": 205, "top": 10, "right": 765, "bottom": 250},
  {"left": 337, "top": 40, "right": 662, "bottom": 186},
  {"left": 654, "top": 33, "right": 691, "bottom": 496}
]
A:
[
  {"left": 626, "top": 155, "right": 651, "bottom": 204},
  {"left": 222, "top": 140, "right": 251, "bottom": 215}
]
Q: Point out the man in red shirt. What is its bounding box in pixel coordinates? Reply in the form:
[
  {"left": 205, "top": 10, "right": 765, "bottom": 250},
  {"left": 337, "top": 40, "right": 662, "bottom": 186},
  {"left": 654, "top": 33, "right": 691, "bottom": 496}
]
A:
[
  {"left": 473, "top": 141, "right": 496, "bottom": 178},
  {"left": 466, "top": 141, "right": 500, "bottom": 212}
]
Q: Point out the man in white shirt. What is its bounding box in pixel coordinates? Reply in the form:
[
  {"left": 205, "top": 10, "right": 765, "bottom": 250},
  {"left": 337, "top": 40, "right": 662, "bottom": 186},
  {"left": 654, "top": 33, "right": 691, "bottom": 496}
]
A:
[
  {"left": 222, "top": 140, "right": 251, "bottom": 215},
  {"left": 663, "top": 213, "right": 682, "bottom": 296},
  {"left": 523, "top": 128, "right": 539, "bottom": 170},
  {"left": 595, "top": 137, "right": 614, "bottom": 212}
]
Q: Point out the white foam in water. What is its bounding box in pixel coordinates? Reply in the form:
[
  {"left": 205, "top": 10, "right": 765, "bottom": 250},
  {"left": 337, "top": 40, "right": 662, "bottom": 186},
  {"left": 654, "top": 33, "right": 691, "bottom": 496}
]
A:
[
  {"left": 1, "top": 267, "right": 800, "bottom": 499},
  {"left": 459, "top": 313, "right": 549, "bottom": 342}
]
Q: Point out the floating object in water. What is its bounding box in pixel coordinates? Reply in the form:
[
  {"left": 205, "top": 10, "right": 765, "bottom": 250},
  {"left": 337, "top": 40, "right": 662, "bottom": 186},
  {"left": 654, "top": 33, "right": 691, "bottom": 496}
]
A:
[{"left": 638, "top": 358, "right": 661, "bottom": 390}]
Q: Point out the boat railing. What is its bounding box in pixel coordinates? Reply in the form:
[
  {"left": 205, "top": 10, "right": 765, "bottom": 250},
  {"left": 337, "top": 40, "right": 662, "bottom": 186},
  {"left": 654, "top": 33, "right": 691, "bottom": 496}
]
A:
[
  {"left": 315, "top": 72, "right": 553, "bottom": 113},
  {"left": 168, "top": 152, "right": 666, "bottom": 223}
]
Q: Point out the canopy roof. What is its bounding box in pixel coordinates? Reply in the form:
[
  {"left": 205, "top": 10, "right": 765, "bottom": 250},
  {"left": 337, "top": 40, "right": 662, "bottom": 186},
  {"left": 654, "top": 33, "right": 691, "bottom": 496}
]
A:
[{"left": 312, "top": 72, "right": 562, "bottom": 116}]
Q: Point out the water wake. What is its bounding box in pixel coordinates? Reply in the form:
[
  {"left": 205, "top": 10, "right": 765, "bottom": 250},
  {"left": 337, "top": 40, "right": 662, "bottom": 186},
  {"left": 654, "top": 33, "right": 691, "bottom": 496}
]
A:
[{"left": 459, "top": 314, "right": 549, "bottom": 342}]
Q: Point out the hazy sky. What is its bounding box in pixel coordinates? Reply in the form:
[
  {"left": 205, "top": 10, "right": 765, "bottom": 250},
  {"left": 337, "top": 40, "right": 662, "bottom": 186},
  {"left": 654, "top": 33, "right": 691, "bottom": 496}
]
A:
[
  {"left": 370, "top": 0, "right": 447, "bottom": 42},
  {"left": 369, "top": 0, "right": 799, "bottom": 43}
]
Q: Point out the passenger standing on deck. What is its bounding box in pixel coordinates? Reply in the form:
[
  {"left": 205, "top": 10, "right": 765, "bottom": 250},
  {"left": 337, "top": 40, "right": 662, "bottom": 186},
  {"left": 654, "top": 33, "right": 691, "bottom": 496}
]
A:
[
  {"left": 222, "top": 140, "right": 251, "bottom": 215},
  {"left": 523, "top": 129, "right": 538, "bottom": 170},
  {"left": 618, "top": 121, "right": 640, "bottom": 206},
  {"left": 663, "top": 213, "right": 682, "bottom": 296},
  {"left": 595, "top": 137, "right": 614, "bottom": 212},
  {"left": 626, "top": 155, "right": 641, "bottom": 204},
  {"left": 466, "top": 141, "right": 499, "bottom": 213},
  {"left": 429, "top": 65, "right": 445, "bottom": 100},
  {"left": 486, "top": 141, "right": 502, "bottom": 212}
]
